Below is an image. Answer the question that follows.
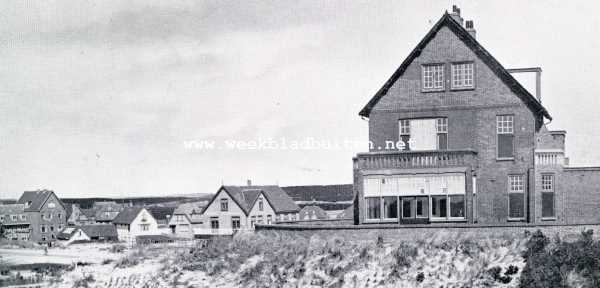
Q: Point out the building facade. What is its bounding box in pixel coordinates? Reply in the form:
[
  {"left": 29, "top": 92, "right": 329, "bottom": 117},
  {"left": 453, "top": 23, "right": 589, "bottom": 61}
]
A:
[
  {"left": 199, "top": 185, "right": 300, "bottom": 237},
  {"left": 17, "top": 190, "right": 67, "bottom": 243},
  {"left": 353, "top": 7, "right": 600, "bottom": 225},
  {"left": 112, "top": 207, "right": 160, "bottom": 244}
]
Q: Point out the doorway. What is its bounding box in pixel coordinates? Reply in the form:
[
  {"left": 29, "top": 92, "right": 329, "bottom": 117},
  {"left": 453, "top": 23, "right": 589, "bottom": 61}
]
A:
[{"left": 400, "top": 196, "right": 429, "bottom": 224}]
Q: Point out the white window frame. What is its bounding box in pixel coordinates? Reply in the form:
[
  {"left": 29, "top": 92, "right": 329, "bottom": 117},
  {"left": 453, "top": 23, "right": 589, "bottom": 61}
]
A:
[
  {"left": 220, "top": 198, "right": 228, "bottom": 212},
  {"left": 422, "top": 64, "right": 445, "bottom": 91},
  {"left": 508, "top": 175, "right": 526, "bottom": 220},
  {"left": 541, "top": 174, "right": 556, "bottom": 219},
  {"left": 451, "top": 62, "right": 474, "bottom": 89},
  {"left": 497, "top": 115, "right": 515, "bottom": 159}
]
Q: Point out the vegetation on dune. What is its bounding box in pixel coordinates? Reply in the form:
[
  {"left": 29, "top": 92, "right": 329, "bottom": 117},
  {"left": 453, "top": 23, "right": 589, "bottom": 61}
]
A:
[
  {"left": 179, "top": 230, "right": 530, "bottom": 287},
  {"left": 519, "top": 229, "right": 600, "bottom": 288}
]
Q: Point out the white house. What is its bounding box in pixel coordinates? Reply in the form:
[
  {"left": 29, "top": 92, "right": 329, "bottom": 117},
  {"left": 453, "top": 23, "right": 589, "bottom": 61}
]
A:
[
  {"left": 198, "top": 185, "right": 300, "bottom": 237},
  {"left": 57, "top": 227, "right": 90, "bottom": 245},
  {"left": 112, "top": 207, "right": 160, "bottom": 245},
  {"left": 168, "top": 202, "right": 206, "bottom": 238}
]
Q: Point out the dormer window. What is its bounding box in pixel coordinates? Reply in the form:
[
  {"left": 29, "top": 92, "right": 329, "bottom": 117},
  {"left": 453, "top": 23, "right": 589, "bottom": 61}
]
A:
[
  {"left": 422, "top": 64, "right": 444, "bottom": 91},
  {"left": 451, "top": 62, "right": 474, "bottom": 89}
]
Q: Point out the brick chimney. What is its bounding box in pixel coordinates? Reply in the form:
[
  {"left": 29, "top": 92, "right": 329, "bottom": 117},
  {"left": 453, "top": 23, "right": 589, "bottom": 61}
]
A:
[
  {"left": 466, "top": 20, "right": 476, "bottom": 38},
  {"left": 450, "top": 5, "right": 464, "bottom": 26},
  {"left": 247, "top": 179, "right": 252, "bottom": 186}
]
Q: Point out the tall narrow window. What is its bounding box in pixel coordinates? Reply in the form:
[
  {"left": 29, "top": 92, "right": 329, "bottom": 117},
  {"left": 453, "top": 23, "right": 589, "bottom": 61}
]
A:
[
  {"left": 383, "top": 197, "right": 398, "bottom": 219},
  {"left": 220, "top": 199, "right": 228, "bottom": 212},
  {"left": 508, "top": 175, "right": 525, "bottom": 219},
  {"left": 210, "top": 217, "right": 219, "bottom": 233},
  {"left": 436, "top": 118, "right": 448, "bottom": 150},
  {"left": 232, "top": 216, "right": 241, "bottom": 231},
  {"left": 431, "top": 196, "right": 447, "bottom": 218},
  {"left": 399, "top": 120, "right": 411, "bottom": 151},
  {"left": 497, "top": 115, "right": 514, "bottom": 159},
  {"left": 541, "top": 174, "right": 555, "bottom": 218},
  {"left": 416, "top": 197, "right": 429, "bottom": 218},
  {"left": 259, "top": 199, "right": 264, "bottom": 211},
  {"left": 451, "top": 62, "right": 474, "bottom": 89},
  {"left": 422, "top": 64, "right": 444, "bottom": 90},
  {"left": 449, "top": 195, "right": 465, "bottom": 218},
  {"left": 366, "top": 197, "right": 381, "bottom": 220}
]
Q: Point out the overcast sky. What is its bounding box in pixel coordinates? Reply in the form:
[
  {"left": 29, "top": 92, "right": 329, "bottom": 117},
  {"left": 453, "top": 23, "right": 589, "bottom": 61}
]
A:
[{"left": 1, "top": 1, "right": 599, "bottom": 199}]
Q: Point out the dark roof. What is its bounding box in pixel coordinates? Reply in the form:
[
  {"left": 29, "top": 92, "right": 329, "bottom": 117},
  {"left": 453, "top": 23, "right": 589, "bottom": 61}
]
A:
[
  {"left": 358, "top": 12, "right": 551, "bottom": 121},
  {"left": 173, "top": 202, "right": 206, "bottom": 215},
  {"left": 299, "top": 205, "right": 329, "bottom": 220},
  {"left": 57, "top": 227, "right": 81, "bottom": 240},
  {"left": 80, "top": 224, "right": 117, "bottom": 238},
  {"left": 17, "top": 190, "right": 64, "bottom": 212},
  {"left": 0, "top": 204, "right": 29, "bottom": 225},
  {"left": 210, "top": 185, "right": 301, "bottom": 215},
  {"left": 147, "top": 206, "right": 175, "bottom": 221},
  {"left": 80, "top": 208, "right": 96, "bottom": 218},
  {"left": 112, "top": 207, "right": 145, "bottom": 224},
  {"left": 282, "top": 184, "right": 354, "bottom": 202}
]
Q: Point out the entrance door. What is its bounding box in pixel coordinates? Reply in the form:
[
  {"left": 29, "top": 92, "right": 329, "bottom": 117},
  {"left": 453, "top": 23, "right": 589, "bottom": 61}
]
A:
[{"left": 400, "top": 196, "right": 429, "bottom": 224}]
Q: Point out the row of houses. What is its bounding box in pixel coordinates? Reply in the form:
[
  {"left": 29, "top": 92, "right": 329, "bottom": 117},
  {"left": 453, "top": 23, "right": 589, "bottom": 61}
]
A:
[{"left": 0, "top": 184, "right": 354, "bottom": 244}]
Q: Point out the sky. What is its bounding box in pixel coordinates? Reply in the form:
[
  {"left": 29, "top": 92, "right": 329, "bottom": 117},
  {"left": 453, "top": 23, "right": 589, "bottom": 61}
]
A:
[{"left": 1, "top": 1, "right": 599, "bottom": 199}]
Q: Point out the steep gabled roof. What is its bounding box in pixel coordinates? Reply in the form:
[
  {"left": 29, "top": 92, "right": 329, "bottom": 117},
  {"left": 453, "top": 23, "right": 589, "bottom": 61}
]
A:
[
  {"left": 112, "top": 206, "right": 145, "bottom": 225},
  {"left": 17, "top": 190, "right": 66, "bottom": 212},
  {"left": 205, "top": 185, "right": 300, "bottom": 216},
  {"left": 358, "top": 12, "right": 551, "bottom": 120}
]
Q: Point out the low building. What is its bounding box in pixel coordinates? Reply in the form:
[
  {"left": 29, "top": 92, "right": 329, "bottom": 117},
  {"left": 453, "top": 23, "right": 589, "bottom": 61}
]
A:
[
  {"left": 112, "top": 207, "right": 160, "bottom": 244},
  {"left": 299, "top": 205, "right": 329, "bottom": 221},
  {"left": 58, "top": 224, "right": 118, "bottom": 244},
  {"left": 199, "top": 185, "right": 300, "bottom": 237},
  {"left": 17, "top": 190, "right": 67, "bottom": 243},
  {"left": 0, "top": 204, "right": 30, "bottom": 241},
  {"left": 168, "top": 202, "right": 206, "bottom": 238}
]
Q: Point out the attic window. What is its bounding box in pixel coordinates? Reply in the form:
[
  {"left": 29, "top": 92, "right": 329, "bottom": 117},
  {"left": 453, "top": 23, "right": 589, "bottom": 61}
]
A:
[
  {"left": 422, "top": 64, "right": 444, "bottom": 91},
  {"left": 451, "top": 62, "right": 474, "bottom": 89}
]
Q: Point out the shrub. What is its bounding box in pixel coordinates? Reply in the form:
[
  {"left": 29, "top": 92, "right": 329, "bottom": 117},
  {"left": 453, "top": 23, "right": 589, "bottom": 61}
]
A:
[
  {"left": 72, "top": 273, "right": 94, "bottom": 288},
  {"left": 519, "top": 229, "right": 600, "bottom": 288},
  {"left": 110, "top": 244, "right": 126, "bottom": 253},
  {"left": 416, "top": 272, "right": 425, "bottom": 283}
]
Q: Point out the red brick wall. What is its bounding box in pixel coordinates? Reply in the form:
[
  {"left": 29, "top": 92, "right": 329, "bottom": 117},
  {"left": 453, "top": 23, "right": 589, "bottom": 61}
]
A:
[
  {"left": 562, "top": 168, "right": 600, "bottom": 224},
  {"left": 357, "top": 26, "right": 541, "bottom": 224}
]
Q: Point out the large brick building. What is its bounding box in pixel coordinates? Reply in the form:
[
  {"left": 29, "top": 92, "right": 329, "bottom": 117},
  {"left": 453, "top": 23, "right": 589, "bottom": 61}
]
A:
[{"left": 353, "top": 7, "right": 600, "bottom": 225}]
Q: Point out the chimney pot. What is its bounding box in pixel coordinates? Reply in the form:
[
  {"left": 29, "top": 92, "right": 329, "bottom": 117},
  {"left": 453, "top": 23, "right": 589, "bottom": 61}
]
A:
[
  {"left": 466, "top": 20, "right": 476, "bottom": 38},
  {"left": 450, "top": 5, "right": 464, "bottom": 26}
]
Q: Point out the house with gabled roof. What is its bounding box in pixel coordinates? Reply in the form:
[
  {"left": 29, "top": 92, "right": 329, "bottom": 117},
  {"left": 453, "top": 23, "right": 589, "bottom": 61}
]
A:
[
  {"left": 16, "top": 190, "right": 66, "bottom": 243},
  {"left": 112, "top": 207, "right": 160, "bottom": 244},
  {"left": 198, "top": 183, "right": 300, "bottom": 236},
  {"left": 168, "top": 201, "right": 206, "bottom": 238},
  {"left": 353, "top": 6, "right": 600, "bottom": 225}
]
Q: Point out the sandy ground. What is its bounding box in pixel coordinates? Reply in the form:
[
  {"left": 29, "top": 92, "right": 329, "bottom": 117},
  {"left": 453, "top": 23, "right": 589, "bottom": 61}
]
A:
[{"left": 1, "top": 243, "right": 120, "bottom": 266}]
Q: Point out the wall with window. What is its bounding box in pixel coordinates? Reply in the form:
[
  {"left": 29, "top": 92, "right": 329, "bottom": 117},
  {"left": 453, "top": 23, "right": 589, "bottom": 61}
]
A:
[
  {"left": 362, "top": 173, "right": 468, "bottom": 223},
  {"left": 27, "top": 193, "right": 67, "bottom": 243},
  {"left": 359, "top": 24, "right": 542, "bottom": 224},
  {"left": 201, "top": 189, "right": 248, "bottom": 235},
  {"left": 247, "top": 193, "right": 276, "bottom": 227}
]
